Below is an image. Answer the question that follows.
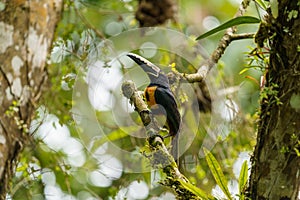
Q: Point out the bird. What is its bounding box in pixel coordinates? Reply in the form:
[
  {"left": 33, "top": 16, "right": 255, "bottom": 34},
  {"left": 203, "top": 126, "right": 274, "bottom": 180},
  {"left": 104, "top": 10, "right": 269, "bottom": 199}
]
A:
[{"left": 127, "top": 53, "right": 181, "bottom": 160}]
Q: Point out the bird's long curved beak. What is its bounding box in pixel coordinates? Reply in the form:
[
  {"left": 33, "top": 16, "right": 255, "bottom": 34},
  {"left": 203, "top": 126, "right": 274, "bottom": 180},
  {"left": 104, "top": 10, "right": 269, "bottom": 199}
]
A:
[{"left": 127, "top": 53, "right": 160, "bottom": 77}]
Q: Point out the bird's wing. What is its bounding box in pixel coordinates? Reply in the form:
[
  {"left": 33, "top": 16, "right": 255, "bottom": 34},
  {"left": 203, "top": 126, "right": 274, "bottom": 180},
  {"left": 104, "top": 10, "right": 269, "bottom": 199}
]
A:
[{"left": 154, "top": 87, "right": 181, "bottom": 136}]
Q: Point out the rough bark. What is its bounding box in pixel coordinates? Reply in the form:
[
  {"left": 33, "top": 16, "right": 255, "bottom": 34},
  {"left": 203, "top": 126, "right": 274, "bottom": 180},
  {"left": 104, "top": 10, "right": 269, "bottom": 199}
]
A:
[
  {"left": 248, "top": 0, "right": 300, "bottom": 199},
  {"left": 0, "top": 0, "right": 63, "bottom": 199}
]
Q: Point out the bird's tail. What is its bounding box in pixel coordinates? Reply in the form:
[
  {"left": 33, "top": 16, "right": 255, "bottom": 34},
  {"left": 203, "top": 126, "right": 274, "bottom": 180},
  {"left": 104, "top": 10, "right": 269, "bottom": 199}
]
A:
[
  {"left": 171, "top": 132, "right": 186, "bottom": 173},
  {"left": 171, "top": 132, "right": 180, "bottom": 163}
]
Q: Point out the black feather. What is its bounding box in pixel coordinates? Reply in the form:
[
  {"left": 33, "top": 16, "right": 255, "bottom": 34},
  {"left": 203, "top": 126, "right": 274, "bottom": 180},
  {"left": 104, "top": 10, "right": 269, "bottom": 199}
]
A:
[
  {"left": 153, "top": 86, "right": 181, "bottom": 136},
  {"left": 127, "top": 53, "right": 181, "bottom": 160}
]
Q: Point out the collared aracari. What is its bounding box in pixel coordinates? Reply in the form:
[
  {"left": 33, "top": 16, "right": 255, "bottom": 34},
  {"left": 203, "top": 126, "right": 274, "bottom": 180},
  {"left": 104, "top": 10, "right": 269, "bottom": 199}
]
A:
[{"left": 127, "top": 53, "right": 181, "bottom": 160}]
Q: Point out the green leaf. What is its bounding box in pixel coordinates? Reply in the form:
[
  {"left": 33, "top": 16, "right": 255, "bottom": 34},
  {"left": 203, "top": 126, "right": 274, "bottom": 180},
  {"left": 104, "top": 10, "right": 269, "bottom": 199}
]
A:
[
  {"left": 196, "top": 16, "right": 260, "bottom": 40},
  {"left": 239, "top": 67, "right": 250, "bottom": 75},
  {"left": 238, "top": 161, "right": 248, "bottom": 200},
  {"left": 254, "top": 0, "right": 268, "bottom": 10},
  {"left": 290, "top": 93, "right": 300, "bottom": 110},
  {"left": 204, "top": 148, "right": 232, "bottom": 200},
  {"left": 178, "top": 179, "right": 215, "bottom": 200}
]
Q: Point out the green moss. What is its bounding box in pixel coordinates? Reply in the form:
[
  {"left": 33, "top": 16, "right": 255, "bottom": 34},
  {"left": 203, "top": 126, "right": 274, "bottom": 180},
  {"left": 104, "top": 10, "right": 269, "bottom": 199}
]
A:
[{"left": 287, "top": 10, "right": 298, "bottom": 22}]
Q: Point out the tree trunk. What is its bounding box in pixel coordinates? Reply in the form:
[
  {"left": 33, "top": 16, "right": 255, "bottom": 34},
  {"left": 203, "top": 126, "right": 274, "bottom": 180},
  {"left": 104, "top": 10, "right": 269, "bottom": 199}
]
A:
[
  {"left": 248, "top": 0, "right": 300, "bottom": 199},
  {"left": 0, "top": 0, "right": 62, "bottom": 199}
]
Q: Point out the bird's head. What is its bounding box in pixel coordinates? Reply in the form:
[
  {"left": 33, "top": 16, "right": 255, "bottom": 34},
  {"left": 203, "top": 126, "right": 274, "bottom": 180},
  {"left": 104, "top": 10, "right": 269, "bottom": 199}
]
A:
[{"left": 127, "top": 53, "right": 169, "bottom": 88}]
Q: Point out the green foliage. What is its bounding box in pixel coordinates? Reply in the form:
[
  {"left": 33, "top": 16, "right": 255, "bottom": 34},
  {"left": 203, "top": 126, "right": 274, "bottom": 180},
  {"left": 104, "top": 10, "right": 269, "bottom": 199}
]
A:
[
  {"left": 239, "top": 46, "right": 269, "bottom": 76},
  {"left": 290, "top": 93, "right": 300, "bottom": 111},
  {"left": 294, "top": 139, "right": 300, "bottom": 157},
  {"left": 12, "top": 0, "right": 260, "bottom": 199},
  {"left": 196, "top": 16, "right": 260, "bottom": 40},
  {"left": 238, "top": 161, "right": 248, "bottom": 200},
  {"left": 178, "top": 180, "right": 215, "bottom": 200},
  {"left": 260, "top": 83, "right": 282, "bottom": 106},
  {"left": 253, "top": 0, "right": 268, "bottom": 11},
  {"left": 5, "top": 100, "right": 29, "bottom": 133},
  {"left": 204, "top": 148, "right": 232, "bottom": 200}
]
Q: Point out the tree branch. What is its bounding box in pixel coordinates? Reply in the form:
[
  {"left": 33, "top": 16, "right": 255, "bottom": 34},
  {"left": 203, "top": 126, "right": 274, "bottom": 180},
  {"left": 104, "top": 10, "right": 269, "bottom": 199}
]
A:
[
  {"left": 231, "top": 33, "right": 255, "bottom": 41},
  {"left": 177, "top": 0, "right": 253, "bottom": 84},
  {"left": 209, "top": 0, "right": 251, "bottom": 65},
  {"left": 0, "top": 66, "right": 16, "bottom": 100},
  {"left": 121, "top": 80, "right": 203, "bottom": 198},
  {"left": 120, "top": 2, "right": 253, "bottom": 198}
]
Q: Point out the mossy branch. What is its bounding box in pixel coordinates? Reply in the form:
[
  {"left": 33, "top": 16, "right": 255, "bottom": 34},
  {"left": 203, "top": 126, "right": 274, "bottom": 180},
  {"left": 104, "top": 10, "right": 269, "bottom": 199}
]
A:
[
  {"left": 121, "top": 80, "right": 201, "bottom": 199},
  {"left": 120, "top": 2, "right": 254, "bottom": 199}
]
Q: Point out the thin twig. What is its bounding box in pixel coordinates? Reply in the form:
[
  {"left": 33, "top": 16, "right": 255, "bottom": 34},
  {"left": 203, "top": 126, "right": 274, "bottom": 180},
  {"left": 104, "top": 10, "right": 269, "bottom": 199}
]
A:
[
  {"left": 231, "top": 33, "right": 255, "bottom": 41},
  {"left": 0, "top": 66, "right": 16, "bottom": 99},
  {"left": 175, "top": 0, "right": 253, "bottom": 83},
  {"left": 208, "top": 0, "right": 251, "bottom": 69},
  {"left": 74, "top": 4, "right": 106, "bottom": 39}
]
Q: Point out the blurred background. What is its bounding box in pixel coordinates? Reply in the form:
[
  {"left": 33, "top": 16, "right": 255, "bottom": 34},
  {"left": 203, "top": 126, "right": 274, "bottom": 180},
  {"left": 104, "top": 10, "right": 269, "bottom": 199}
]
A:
[{"left": 10, "top": 0, "right": 264, "bottom": 199}]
